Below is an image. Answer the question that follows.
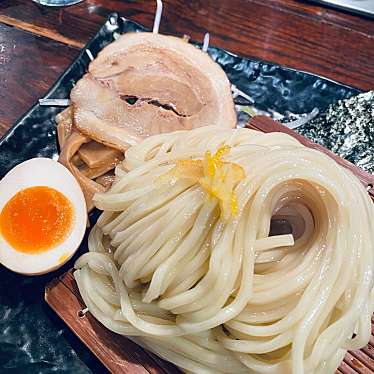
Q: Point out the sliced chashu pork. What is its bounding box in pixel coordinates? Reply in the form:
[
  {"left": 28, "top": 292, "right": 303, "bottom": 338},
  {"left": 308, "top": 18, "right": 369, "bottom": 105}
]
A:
[{"left": 71, "top": 32, "right": 236, "bottom": 152}]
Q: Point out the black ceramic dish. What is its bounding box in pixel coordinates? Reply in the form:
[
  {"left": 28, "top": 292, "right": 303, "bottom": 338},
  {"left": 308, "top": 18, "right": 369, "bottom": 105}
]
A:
[{"left": 0, "top": 14, "right": 360, "bottom": 373}]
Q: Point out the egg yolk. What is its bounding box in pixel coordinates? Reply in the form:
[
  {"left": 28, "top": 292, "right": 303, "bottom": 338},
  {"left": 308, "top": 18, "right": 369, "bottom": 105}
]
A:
[{"left": 0, "top": 186, "right": 74, "bottom": 254}]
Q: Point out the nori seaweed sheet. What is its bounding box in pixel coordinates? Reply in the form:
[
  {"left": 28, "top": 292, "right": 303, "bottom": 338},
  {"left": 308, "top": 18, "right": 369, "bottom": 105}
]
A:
[{"left": 297, "top": 91, "right": 374, "bottom": 174}]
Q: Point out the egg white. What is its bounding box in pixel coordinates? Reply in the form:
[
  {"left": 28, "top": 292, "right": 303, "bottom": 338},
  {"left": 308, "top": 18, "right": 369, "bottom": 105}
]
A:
[{"left": 0, "top": 158, "right": 87, "bottom": 275}]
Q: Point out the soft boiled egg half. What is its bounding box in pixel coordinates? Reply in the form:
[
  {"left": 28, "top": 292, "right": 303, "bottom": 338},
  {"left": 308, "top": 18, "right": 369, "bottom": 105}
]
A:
[{"left": 0, "top": 158, "right": 87, "bottom": 275}]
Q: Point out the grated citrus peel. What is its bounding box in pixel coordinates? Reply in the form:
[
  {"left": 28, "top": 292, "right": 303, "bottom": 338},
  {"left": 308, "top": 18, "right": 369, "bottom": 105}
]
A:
[{"left": 157, "top": 145, "right": 245, "bottom": 219}]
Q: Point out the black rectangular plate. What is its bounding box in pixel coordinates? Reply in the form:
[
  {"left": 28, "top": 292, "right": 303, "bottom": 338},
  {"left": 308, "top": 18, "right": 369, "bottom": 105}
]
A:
[{"left": 0, "top": 14, "right": 360, "bottom": 374}]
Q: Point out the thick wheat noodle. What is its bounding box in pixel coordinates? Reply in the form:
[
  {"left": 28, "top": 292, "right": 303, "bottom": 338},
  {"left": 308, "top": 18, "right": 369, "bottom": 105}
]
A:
[{"left": 74, "top": 126, "right": 374, "bottom": 373}]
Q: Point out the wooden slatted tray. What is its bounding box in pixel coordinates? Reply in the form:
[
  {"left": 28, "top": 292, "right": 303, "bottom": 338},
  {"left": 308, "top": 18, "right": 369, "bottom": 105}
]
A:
[{"left": 45, "top": 116, "right": 374, "bottom": 373}]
